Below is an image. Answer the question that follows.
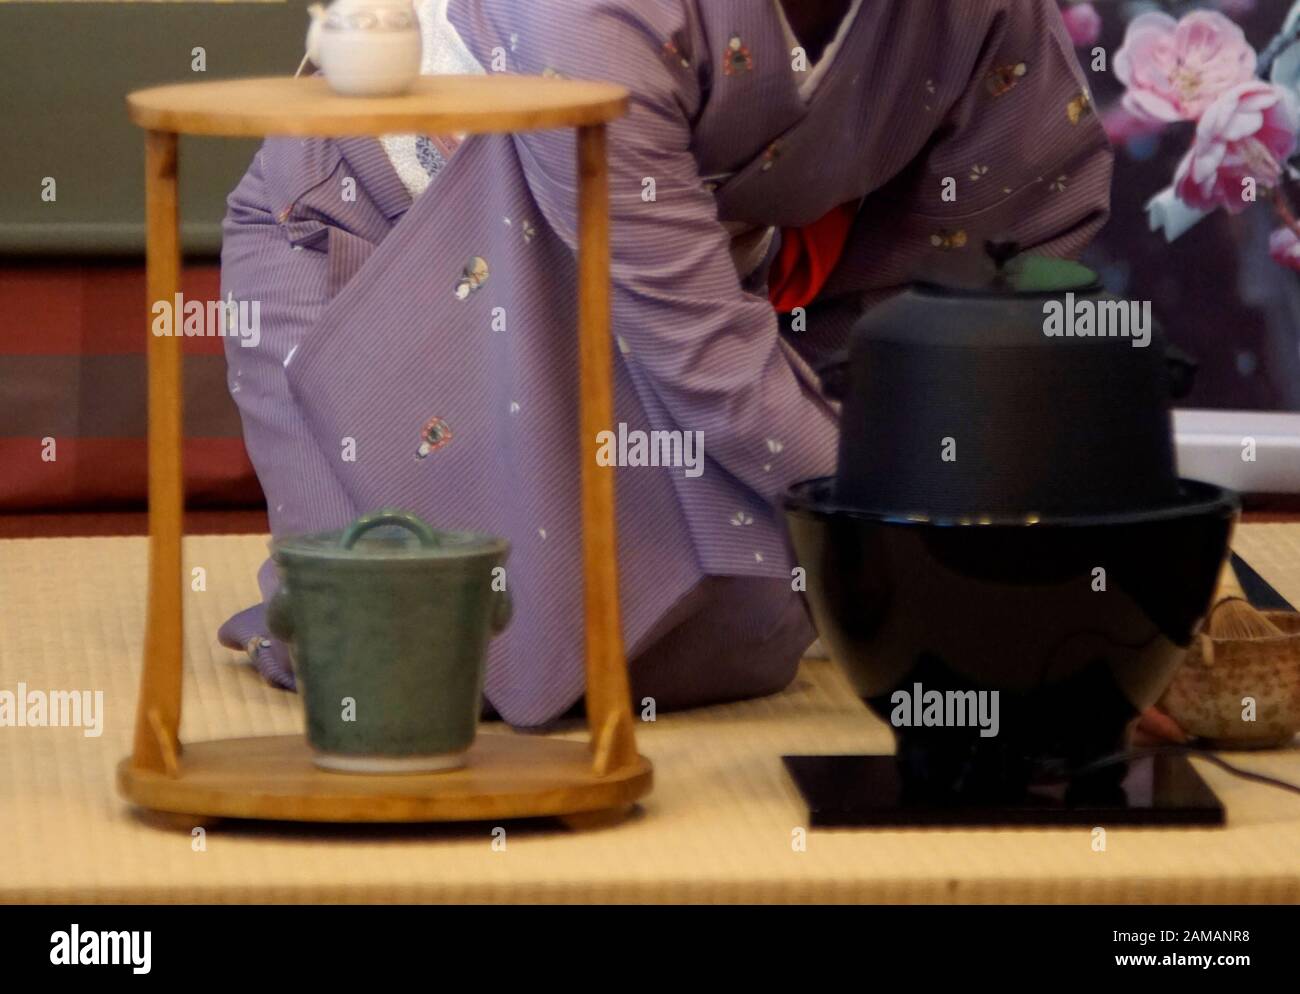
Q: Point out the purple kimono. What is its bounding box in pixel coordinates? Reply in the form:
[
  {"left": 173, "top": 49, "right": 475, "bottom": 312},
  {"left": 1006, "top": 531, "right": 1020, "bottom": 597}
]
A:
[{"left": 219, "top": 0, "right": 1113, "bottom": 726}]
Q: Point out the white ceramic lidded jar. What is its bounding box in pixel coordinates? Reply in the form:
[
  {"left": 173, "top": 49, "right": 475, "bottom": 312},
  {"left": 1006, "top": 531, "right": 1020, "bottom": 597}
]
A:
[{"left": 306, "top": 0, "right": 423, "bottom": 97}]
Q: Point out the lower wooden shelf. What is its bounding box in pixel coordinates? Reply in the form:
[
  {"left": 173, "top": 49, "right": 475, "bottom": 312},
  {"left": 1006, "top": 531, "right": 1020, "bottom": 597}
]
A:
[{"left": 117, "top": 731, "right": 653, "bottom": 823}]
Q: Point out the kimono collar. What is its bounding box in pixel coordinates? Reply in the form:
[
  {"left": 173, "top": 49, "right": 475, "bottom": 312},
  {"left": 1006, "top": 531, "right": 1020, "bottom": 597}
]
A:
[
  {"left": 334, "top": 136, "right": 414, "bottom": 222},
  {"left": 691, "top": 0, "right": 867, "bottom": 170}
]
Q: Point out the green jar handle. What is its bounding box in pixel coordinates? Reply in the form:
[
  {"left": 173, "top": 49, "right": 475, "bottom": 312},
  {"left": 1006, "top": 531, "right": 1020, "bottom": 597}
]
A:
[{"left": 341, "top": 509, "right": 439, "bottom": 549}]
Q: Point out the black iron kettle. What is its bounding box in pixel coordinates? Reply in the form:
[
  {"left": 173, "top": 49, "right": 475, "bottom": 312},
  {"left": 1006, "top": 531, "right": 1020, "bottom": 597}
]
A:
[{"left": 819, "top": 242, "right": 1198, "bottom": 518}]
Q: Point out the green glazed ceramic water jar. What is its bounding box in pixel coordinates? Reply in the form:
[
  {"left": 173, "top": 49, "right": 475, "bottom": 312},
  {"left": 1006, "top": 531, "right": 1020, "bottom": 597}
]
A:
[{"left": 267, "top": 509, "right": 511, "bottom": 774}]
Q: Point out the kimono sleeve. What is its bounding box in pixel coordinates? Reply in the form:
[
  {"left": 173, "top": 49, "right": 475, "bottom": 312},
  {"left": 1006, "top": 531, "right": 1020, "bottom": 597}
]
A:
[
  {"left": 450, "top": 0, "right": 839, "bottom": 506},
  {"left": 821, "top": 0, "right": 1114, "bottom": 309}
]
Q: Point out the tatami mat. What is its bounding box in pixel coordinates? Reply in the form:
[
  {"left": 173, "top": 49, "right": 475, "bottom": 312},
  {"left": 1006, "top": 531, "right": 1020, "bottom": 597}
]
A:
[{"left": 1, "top": 526, "right": 1298, "bottom": 903}]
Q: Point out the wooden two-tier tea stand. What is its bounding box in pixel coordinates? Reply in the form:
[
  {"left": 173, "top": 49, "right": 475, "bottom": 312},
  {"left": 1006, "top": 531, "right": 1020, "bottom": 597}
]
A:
[{"left": 115, "top": 75, "right": 652, "bottom": 827}]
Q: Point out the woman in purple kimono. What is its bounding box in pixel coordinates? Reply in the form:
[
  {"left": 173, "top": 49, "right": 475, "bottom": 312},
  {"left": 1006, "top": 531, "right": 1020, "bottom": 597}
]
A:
[{"left": 218, "top": 0, "right": 1114, "bottom": 728}]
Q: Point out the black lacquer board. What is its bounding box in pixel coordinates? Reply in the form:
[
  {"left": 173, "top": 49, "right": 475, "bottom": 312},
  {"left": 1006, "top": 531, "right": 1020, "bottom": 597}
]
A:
[{"left": 782, "top": 754, "right": 1224, "bottom": 828}]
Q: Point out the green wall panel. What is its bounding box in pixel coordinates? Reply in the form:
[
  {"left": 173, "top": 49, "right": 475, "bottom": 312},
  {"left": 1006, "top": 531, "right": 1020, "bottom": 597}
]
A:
[{"left": 0, "top": 2, "right": 310, "bottom": 257}]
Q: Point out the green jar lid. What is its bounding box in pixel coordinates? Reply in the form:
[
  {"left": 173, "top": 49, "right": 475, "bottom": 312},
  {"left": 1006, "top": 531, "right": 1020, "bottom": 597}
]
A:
[{"left": 271, "top": 509, "right": 508, "bottom": 563}]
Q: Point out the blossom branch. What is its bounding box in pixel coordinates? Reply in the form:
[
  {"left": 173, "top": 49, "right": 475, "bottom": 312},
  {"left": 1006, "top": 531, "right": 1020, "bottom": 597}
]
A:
[
  {"left": 1258, "top": 18, "right": 1300, "bottom": 78},
  {"left": 1272, "top": 186, "right": 1300, "bottom": 241}
]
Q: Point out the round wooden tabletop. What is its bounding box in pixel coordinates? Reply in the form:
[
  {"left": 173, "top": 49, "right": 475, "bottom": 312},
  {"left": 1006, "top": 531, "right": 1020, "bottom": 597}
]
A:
[{"left": 126, "top": 74, "right": 629, "bottom": 137}]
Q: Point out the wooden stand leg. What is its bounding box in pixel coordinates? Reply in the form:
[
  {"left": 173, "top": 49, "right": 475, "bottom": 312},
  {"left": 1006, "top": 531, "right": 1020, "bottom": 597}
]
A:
[
  {"left": 131, "top": 129, "right": 185, "bottom": 776},
  {"left": 576, "top": 124, "right": 638, "bottom": 775}
]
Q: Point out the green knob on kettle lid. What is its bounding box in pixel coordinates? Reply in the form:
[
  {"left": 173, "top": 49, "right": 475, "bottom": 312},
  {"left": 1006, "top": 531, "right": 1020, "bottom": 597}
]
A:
[
  {"left": 1004, "top": 255, "right": 1102, "bottom": 295},
  {"left": 915, "top": 246, "right": 1102, "bottom": 298},
  {"left": 982, "top": 238, "right": 1102, "bottom": 294}
]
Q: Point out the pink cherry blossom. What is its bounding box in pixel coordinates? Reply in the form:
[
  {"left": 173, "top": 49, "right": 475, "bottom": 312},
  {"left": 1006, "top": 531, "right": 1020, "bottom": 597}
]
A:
[
  {"left": 1060, "top": 3, "right": 1102, "bottom": 48},
  {"left": 1268, "top": 227, "right": 1300, "bottom": 272},
  {"left": 1174, "top": 81, "right": 1299, "bottom": 215},
  {"left": 1115, "top": 10, "right": 1257, "bottom": 123}
]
